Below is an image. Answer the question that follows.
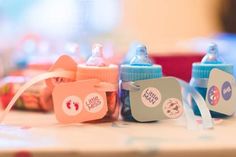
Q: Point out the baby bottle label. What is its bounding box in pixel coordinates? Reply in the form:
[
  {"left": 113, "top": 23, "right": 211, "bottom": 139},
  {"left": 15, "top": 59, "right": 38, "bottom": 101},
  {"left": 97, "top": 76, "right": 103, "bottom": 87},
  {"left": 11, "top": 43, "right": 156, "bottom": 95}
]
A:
[
  {"left": 162, "top": 98, "right": 183, "bottom": 119},
  {"left": 129, "top": 77, "right": 183, "bottom": 122},
  {"left": 52, "top": 79, "right": 108, "bottom": 123},
  {"left": 141, "top": 87, "right": 161, "bottom": 108},
  {"left": 84, "top": 93, "right": 104, "bottom": 113},
  {"left": 206, "top": 69, "right": 236, "bottom": 115}
]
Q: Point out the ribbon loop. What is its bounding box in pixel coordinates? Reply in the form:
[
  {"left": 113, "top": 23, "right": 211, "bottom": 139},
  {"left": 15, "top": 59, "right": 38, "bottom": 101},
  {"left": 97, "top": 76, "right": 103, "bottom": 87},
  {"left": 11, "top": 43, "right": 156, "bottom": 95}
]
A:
[
  {"left": 190, "top": 78, "right": 209, "bottom": 88},
  {"left": 178, "top": 79, "right": 213, "bottom": 129},
  {"left": 0, "top": 70, "right": 75, "bottom": 123},
  {"left": 121, "top": 81, "right": 140, "bottom": 91},
  {"left": 94, "top": 82, "right": 118, "bottom": 92}
]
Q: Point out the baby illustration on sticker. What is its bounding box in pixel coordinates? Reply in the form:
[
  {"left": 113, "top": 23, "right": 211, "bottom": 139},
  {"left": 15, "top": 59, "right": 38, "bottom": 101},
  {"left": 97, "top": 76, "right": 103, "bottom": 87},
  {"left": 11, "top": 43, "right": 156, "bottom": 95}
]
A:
[
  {"left": 162, "top": 98, "right": 183, "bottom": 119},
  {"left": 207, "top": 85, "right": 220, "bottom": 106}
]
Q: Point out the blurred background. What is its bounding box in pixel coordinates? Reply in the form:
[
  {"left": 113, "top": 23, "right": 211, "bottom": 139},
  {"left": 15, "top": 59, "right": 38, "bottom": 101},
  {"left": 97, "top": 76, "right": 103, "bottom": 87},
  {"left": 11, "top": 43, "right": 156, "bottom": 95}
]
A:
[{"left": 0, "top": 0, "right": 235, "bottom": 79}]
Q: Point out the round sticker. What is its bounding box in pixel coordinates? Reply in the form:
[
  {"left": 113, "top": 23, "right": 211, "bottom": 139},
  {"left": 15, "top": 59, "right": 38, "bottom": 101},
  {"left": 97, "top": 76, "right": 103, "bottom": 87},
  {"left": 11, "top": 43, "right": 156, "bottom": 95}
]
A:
[
  {"left": 84, "top": 93, "right": 104, "bottom": 113},
  {"left": 207, "top": 85, "right": 220, "bottom": 106},
  {"left": 141, "top": 87, "right": 161, "bottom": 108},
  {"left": 162, "top": 98, "right": 183, "bottom": 119},
  {"left": 221, "top": 81, "right": 232, "bottom": 101},
  {"left": 62, "top": 96, "right": 83, "bottom": 116}
]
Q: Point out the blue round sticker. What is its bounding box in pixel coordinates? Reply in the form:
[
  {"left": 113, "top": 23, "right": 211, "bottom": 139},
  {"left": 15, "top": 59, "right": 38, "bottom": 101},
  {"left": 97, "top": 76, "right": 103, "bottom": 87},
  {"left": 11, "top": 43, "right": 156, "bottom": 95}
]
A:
[{"left": 221, "top": 81, "right": 232, "bottom": 101}]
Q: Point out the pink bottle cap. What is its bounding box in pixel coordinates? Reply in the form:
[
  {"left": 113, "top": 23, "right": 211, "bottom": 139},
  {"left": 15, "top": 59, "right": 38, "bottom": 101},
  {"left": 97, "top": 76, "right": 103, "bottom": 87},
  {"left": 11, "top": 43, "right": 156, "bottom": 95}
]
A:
[
  {"left": 77, "top": 44, "right": 118, "bottom": 84},
  {"left": 86, "top": 44, "right": 106, "bottom": 66}
]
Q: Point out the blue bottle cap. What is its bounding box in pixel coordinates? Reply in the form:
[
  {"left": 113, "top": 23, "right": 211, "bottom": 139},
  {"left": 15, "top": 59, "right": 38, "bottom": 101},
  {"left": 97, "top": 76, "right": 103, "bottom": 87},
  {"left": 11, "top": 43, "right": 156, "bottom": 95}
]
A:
[
  {"left": 120, "top": 44, "right": 162, "bottom": 81},
  {"left": 192, "top": 43, "right": 233, "bottom": 78}
]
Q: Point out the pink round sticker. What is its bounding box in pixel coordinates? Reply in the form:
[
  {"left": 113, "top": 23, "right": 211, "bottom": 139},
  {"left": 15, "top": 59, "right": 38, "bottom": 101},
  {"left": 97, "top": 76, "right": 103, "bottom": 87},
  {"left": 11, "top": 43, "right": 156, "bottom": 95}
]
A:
[
  {"left": 162, "top": 98, "right": 183, "bottom": 119},
  {"left": 62, "top": 96, "right": 83, "bottom": 116},
  {"left": 84, "top": 93, "right": 104, "bottom": 113}
]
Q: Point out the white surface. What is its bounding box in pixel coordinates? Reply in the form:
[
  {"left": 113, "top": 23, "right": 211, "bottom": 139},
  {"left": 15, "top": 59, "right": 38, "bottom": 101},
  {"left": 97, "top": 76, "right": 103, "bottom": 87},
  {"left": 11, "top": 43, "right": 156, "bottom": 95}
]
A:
[{"left": 0, "top": 111, "right": 236, "bottom": 157}]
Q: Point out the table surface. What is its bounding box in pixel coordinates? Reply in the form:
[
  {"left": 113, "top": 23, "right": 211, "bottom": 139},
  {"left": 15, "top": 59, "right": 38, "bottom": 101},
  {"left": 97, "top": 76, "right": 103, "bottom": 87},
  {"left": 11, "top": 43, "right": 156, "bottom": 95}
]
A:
[{"left": 0, "top": 111, "right": 236, "bottom": 157}]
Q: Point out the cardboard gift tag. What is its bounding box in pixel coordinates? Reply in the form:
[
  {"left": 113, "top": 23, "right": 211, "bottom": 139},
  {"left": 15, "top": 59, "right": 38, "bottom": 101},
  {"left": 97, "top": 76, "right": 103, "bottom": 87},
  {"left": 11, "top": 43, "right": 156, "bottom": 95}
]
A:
[
  {"left": 206, "top": 69, "right": 236, "bottom": 115},
  {"left": 52, "top": 79, "right": 108, "bottom": 123},
  {"left": 46, "top": 55, "right": 77, "bottom": 91},
  {"left": 129, "top": 77, "right": 183, "bottom": 122}
]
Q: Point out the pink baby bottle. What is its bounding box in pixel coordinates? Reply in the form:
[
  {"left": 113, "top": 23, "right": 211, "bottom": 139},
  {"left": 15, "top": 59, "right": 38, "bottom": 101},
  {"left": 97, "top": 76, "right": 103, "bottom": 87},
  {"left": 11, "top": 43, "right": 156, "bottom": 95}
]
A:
[{"left": 76, "top": 44, "right": 119, "bottom": 121}]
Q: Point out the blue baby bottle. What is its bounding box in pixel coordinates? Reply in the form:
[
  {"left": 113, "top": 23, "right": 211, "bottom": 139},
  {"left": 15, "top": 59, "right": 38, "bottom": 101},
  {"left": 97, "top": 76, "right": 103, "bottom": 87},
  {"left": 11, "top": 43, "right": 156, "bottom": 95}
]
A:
[
  {"left": 120, "top": 44, "right": 163, "bottom": 121},
  {"left": 190, "top": 43, "right": 234, "bottom": 118}
]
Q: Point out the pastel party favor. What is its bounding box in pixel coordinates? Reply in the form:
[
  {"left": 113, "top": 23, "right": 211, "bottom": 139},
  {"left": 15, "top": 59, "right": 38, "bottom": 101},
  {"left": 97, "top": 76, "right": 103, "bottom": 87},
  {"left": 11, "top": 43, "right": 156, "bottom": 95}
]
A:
[
  {"left": 76, "top": 44, "right": 119, "bottom": 121},
  {"left": 120, "top": 44, "right": 163, "bottom": 121},
  {"left": 205, "top": 69, "right": 236, "bottom": 116},
  {"left": 0, "top": 45, "right": 118, "bottom": 123},
  {"left": 190, "top": 43, "right": 234, "bottom": 118},
  {"left": 50, "top": 44, "right": 119, "bottom": 122}
]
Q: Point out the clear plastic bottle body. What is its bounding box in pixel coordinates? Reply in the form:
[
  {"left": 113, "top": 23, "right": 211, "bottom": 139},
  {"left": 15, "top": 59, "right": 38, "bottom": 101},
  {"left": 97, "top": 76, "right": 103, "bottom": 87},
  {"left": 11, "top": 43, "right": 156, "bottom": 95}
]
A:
[
  {"left": 104, "top": 91, "right": 119, "bottom": 121},
  {"left": 120, "top": 89, "right": 134, "bottom": 121}
]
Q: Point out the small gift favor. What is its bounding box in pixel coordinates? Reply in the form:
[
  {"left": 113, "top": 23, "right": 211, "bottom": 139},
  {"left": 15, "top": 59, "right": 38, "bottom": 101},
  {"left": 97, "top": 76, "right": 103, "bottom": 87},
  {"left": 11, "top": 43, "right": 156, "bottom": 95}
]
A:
[
  {"left": 119, "top": 44, "right": 213, "bottom": 129},
  {"left": 120, "top": 44, "right": 163, "bottom": 121},
  {"left": 76, "top": 44, "right": 119, "bottom": 121},
  {"left": 190, "top": 43, "right": 235, "bottom": 118},
  {"left": 46, "top": 44, "right": 119, "bottom": 123}
]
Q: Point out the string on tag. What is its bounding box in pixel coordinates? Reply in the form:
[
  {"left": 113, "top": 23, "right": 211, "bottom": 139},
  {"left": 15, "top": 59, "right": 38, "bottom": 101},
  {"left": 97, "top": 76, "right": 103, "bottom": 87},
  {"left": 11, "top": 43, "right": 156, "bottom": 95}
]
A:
[
  {"left": 94, "top": 82, "right": 118, "bottom": 92},
  {"left": 177, "top": 79, "right": 213, "bottom": 129},
  {"left": 0, "top": 70, "right": 75, "bottom": 123},
  {"left": 182, "top": 96, "right": 198, "bottom": 130},
  {"left": 190, "top": 78, "right": 208, "bottom": 88},
  {"left": 121, "top": 81, "right": 140, "bottom": 91}
]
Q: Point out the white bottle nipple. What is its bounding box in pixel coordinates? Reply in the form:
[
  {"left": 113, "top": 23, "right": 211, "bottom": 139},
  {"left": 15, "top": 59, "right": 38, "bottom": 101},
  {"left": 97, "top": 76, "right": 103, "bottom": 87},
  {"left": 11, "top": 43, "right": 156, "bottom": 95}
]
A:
[
  {"left": 86, "top": 44, "right": 106, "bottom": 66},
  {"left": 201, "top": 43, "right": 224, "bottom": 64},
  {"left": 130, "top": 44, "right": 152, "bottom": 66}
]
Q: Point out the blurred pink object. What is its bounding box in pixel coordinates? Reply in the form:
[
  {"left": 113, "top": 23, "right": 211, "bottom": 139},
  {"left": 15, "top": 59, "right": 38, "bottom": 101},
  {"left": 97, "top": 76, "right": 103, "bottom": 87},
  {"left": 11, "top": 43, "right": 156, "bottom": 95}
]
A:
[{"left": 0, "top": 70, "right": 53, "bottom": 112}]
